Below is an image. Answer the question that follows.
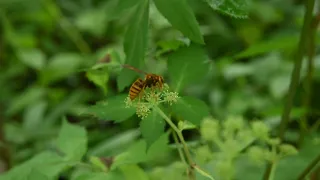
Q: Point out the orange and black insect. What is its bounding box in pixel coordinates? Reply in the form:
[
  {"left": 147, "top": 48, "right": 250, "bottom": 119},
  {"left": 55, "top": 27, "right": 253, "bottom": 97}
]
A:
[{"left": 122, "top": 64, "right": 164, "bottom": 101}]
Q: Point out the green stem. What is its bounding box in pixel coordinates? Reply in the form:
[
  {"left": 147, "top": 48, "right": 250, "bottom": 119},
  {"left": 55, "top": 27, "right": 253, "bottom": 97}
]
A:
[
  {"left": 278, "top": 0, "right": 315, "bottom": 141},
  {"left": 297, "top": 152, "right": 320, "bottom": 180},
  {"left": 153, "top": 106, "right": 195, "bottom": 179},
  {"left": 268, "top": 162, "right": 277, "bottom": 180},
  {"left": 298, "top": 13, "right": 320, "bottom": 147},
  {"left": 265, "top": 2, "right": 316, "bottom": 179},
  {"left": 172, "top": 129, "right": 187, "bottom": 165}
]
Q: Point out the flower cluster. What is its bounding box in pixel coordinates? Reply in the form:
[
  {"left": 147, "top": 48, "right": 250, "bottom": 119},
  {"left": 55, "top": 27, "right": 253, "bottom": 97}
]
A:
[
  {"left": 196, "top": 116, "right": 298, "bottom": 180},
  {"left": 124, "top": 83, "right": 180, "bottom": 119}
]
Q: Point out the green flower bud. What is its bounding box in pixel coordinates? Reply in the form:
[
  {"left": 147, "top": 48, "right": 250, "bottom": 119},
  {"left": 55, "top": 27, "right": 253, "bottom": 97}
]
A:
[
  {"left": 251, "top": 121, "right": 270, "bottom": 141},
  {"left": 247, "top": 146, "right": 266, "bottom": 165},
  {"left": 163, "top": 91, "right": 179, "bottom": 105},
  {"left": 216, "top": 161, "right": 234, "bottom": 180},
  {"left": 279, "top": 144, "right": 298, "bottom": 157},
  {"left": 136, "top": 104, "right": 151, "bottom": 119},
  {"left": 195, "top": 145, "right": 213, "bottom": 163},
  {"left": 201, "top": 117, "right": 220, "bottom": 142}
]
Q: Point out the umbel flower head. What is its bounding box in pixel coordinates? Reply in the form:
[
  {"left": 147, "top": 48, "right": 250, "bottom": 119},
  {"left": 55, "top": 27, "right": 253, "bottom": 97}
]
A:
[{"left": 124, "top": 83, "right": 179, "bottom": 119}]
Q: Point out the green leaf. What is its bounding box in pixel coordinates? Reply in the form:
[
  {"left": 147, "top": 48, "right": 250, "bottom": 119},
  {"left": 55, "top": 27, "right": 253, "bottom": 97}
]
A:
[
  {"left": 75, "top": 9, "right": 108, "bottom": 36},
  {"left": 111, "top": 140, "right": 148, "bottom": 170},
  {"left": 23, "top": 100, "right": 47, "bottom": 135},
  {"left": 7, "top": 86, "right": 46, "bottom": 116},
  {"left": 168, "top": 44, "right": 209, "bottom": 92},
  {"left": 203, "top": 0, "right": 249, "bottom": 19},
  {"left": 86, "top": 68, "right": 109, "bottom": 94},
  {"left": 153, "top": 0, "right": 204, "bottom": 44},
  {"left": 2, "top": 152, "right": 69, "bottom": 180},
  {"left": 146, "top": 132, "right": 171, "bottom": 160},
  {"left": 40, "top": 53, "right": 84, "bottom": 84},
  {"left": 171, "top": 96, "right": 210, "bottom": 126},
  {"left": 120, "top": 165, "right": 149, "bottom": 180},
  {"left": 105, "top": 0, "right": 143, "bottom": 20},
  {"left": 27, "top": 169, "right": 49, "bottom": 180},
  {"left": 86, "top": 94, "right": 136, "bottom": 122},
  {"left": 139, "top": 110, "right": 165, "bottom": 150},
  {"left": 17, "top": 48, "right": 46, "bottom": 70},
  {"left": 57, "top": 119, "right": 88, "bottom": 161},
  {"left": 234, "top": 35, "right": 299, "bottom": 59},
  {"left": 89, "top": 156, "right": 108, "bottom": 172},
  {"left": 74, "top": 172, "right": 123, "bottom": 180},
  {"left": 117, "top": 0, "right": 149, "bottom": 91}
]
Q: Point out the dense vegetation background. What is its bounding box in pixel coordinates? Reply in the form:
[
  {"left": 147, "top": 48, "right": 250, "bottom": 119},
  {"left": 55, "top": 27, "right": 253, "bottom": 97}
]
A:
[{"left": 0, "top": 0, "right": 319, "bottom": 180}]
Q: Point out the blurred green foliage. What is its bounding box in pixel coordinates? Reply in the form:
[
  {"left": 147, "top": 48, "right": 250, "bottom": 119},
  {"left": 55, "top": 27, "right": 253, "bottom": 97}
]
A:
[{"left": 0, "top": 0, "right": 320, "bottom": 180}]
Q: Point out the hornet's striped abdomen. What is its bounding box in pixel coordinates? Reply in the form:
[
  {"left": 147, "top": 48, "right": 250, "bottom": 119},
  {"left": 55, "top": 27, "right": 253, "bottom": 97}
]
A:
[{"left": 129, "top": 78, "right": 145, "bottom": 100}]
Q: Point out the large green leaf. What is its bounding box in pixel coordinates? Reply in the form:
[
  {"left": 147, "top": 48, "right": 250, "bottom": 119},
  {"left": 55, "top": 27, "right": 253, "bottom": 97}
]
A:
[
  {"left": 0, "top": 152, "right": 69, "bottom": 180},
  {"left": 139, "top": 110, "right": 165, "bottom": 149},
  {"left": 56, "top": 120, "right": 88, "bottom": 161},
  {"left": 85, "top": 94, "right": 136, "bottom": 122},
  {"left": 111, "top": 140, "right": 148, "bottom": 170},
  {"left": 120, "top": 165, "right": 149, "bottom": 180},
  {"left": 153, "top": 0, "right": 204, "bottom": 44},
  {"left": 203, "top": 0, "right": 249, "bottom": 19},
  {"left": 168, "top": 44, "right": 209, "bottom": 92},
  {"left": 117, "top": 0, "right": 149, "bottom": 91},
  {"left": 171, "top": 96, "right": 210, "bottom": 126}
]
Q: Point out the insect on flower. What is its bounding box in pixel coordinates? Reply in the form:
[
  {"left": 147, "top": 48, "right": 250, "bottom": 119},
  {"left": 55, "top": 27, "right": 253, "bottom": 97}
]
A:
[{"left": 122, "top": 64, "right": 164, "bottom": 101}]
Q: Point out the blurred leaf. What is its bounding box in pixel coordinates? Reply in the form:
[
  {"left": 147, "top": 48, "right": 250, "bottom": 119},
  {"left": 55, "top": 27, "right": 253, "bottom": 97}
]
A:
[
  {"left": 75, "top": 9, "right": 108, "bottom": 36},
  {"left": 102, "top": 0, "right": 143, "bottom": 21},
  {"left": 203, "top": 0, "right": 249, "bottom": 19},
  {"left": 154, "top": 0, "right": 204, "bottom": 44},
  {"left": 17, "top": 48, "right": 46, "bottom": 70},
  {"left": 86, "top": 94, "right": 136, "bottom": 122},
  {"left": 168, "top": 44, "right": 209, "bottom": 92},
  {"left": 89, "top": 156, "right": 108, "bottom": 172},
  {"left": 41, "top": 53, "right": 84, "bottom": 84},
  {"left": 22, "top": 100, "right": 47, "bottom": 135},
  {"left": 156, "top": 39, "right": 187, "bottom": 57},
  {"left": 73, "top": 172, "right": 123, "bottom": 180},
  {"left": 117, "top": 0, "right": 149, "bottom": 91},
  {"left": 223, "top": 63, "right": 254, "bottom": 79},
  {"left": 56, "top": 119, "right": 88, "bottom": 161},
  {"left": 234, "top": 35, "right": 299, "bottom": 59},
  {"left": 171, "top": 96, "right": 210, "bottom": 126},
  {"left": 86, "top": 68, "right": 109, "bottom": 94},
  {"left": 269, "top": 75, "right": 290, "bottom": 99},
  {"left": 274, "top": 133, "right": 320, "bottom": 180},
  {"left": 146, "top": 132, "right": 171, "bottom": 160},
  {"left": 7, "top": 86, "right": 46, "bottom": 116},
  {"left": 1, "top": 152, "right": 69, "bottom": 180},
  {"left": 140, "top": 110, "right": 165, "bottom": 150},
  {"left": 120, "top": 165, "right": 149, "bottom": 180},
  {"left": 111, "top": 140, "right": 148, "bottom": 170},
  {"left": 27, "top": 169, "right": 49, "bottom": 180},
  {"left": 88, "top": 129, "right": 140, "bottom": 156}
]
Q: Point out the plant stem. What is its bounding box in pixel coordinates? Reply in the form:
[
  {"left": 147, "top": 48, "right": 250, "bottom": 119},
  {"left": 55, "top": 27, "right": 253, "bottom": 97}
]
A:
[
  {"left": 298, "top": 13, "right": 320, "bottom": 147},
  {"left": 154, "top": 106, "right": 195, "bottom": 179},
  {"left": 268, "top": 162, "right": 277, "bottom": 180},
  {"left": 278, "top": 0, "right": 315, "bottom": 141},
  {"left": 297, "top": 152, "right": 320, "bottom": 180},
  {"left": 172, "top": 129, "right": 187, "bottom": 165},
  {"left": 265, "top": 0, "right": 315, "bottom": 179}
]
